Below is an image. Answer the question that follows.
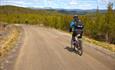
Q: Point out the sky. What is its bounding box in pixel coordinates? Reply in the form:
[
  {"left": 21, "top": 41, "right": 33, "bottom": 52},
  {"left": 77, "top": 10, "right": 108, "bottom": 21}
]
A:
[{"left": 0, "top": 0, "right": 115, "bottom": 9}]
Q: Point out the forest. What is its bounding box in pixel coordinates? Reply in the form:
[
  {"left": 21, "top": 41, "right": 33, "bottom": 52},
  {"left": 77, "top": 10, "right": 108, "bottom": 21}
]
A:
[{"left": 0, "top": 4, "right": 115, "bottom": 44}]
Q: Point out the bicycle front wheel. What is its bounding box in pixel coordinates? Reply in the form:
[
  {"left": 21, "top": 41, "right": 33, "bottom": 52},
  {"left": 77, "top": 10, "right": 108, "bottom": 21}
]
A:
[{"left": 77, "top": 39, "right": 83, "bottom": 56}]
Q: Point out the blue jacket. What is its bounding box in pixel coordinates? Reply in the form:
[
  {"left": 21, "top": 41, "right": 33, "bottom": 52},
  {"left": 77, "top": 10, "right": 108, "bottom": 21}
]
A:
[{"left": 70, "top": 20, "right": 84, "bottom": 31}]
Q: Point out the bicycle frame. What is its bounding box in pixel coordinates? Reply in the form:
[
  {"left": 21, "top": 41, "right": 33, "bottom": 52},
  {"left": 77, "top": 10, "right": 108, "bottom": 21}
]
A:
[{"left": 71, "top": 34, "right": 83, "bottom": 56}]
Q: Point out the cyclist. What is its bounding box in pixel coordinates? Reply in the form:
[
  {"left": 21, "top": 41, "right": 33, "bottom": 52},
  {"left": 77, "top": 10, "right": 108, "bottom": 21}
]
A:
[{"left": 69, "top": 15, "right": 84, "bottom": 49}]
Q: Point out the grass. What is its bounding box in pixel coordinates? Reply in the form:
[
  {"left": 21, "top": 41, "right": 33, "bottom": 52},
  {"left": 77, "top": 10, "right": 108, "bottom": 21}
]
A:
[
  {"left": 83, "top": 36, "right": 115, "bottom": 52},
  {"left": 0, "top": 26, "right": 20, "bottom": 57},
  {"left": 51, "top": 27, "right": 115, "bottom": 52}
]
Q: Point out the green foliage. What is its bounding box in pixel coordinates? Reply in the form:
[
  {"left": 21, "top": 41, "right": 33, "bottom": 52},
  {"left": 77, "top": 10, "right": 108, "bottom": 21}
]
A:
[
  {"left": 0, "top": 5, "right": 115, "bottom": 44},
  {"left": 81, "top": 3, "right": 115, "bottom": 44},
  {"left": 0, "top": 6, "right": 72, "bottom": 30}
]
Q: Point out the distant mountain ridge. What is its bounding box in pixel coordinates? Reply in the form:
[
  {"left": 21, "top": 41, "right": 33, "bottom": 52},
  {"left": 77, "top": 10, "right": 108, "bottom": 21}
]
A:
[{"left": 0, "top": 5, "right": 107, "bottom": 15}]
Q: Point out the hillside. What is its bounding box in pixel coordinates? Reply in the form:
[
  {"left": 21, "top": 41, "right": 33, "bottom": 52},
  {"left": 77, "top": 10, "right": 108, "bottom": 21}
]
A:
[
  {"left": 0, "top": 5, "right": 107, "bottom": 15},
  {"left": 0, "top": 5, "right": 61, "bottom": 15},
  {"left": 0, "top": 5, "right": 115, "bottom": 44},
  {"left": 0, "top": 5, "right": 71, "bottom": 29}
]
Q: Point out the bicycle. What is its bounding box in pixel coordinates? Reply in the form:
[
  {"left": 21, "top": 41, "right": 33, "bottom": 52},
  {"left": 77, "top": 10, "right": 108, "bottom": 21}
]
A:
[{"left": 71, "top": 33, "right": 83, "bottom": 56}]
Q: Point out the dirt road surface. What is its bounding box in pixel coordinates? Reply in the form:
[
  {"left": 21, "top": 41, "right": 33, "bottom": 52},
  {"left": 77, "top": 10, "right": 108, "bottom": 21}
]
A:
[{"left": 9, "top": 25, "right": 115, "bottom": 70}]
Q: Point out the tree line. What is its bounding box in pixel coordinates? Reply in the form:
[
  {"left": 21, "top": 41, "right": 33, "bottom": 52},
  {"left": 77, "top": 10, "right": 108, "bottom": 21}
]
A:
[
  {"left": 0, "top": 4, "right": 115, "bottom": 44},
  {"left": 81, "top": 3, "right": 115, "bottom": 44}
]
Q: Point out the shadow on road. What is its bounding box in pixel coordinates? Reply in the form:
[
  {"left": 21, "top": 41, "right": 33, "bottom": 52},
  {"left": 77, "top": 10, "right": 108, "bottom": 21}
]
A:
[
  {"left": 64, "top": 46, "right": 78, "bottom": 54},
  {"left": 64, "top": 46, "right": 73, "bottom": 52}
]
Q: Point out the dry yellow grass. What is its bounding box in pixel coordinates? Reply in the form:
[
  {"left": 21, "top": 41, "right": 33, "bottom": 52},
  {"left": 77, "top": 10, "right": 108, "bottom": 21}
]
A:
[
  {"left": 83, "top": 36, "right": 115, "bottom": 52},
  {"left": 0, "top": 26, "right": 20, "bottom": 57}
]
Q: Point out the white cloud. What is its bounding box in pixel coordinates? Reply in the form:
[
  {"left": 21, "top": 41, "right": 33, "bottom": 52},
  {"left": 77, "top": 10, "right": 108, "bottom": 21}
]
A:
[
  {"left": 98, "top": 0, "right": 115, "bottom": 4},
  {"left": 47, "top": 0, "right": 53, "bottom": 1},
  {"left": 0, "top": 0, "right": 114, "bottom": 9},
  {"left": 67, "top": 0, "right": 94, "bottom": 9},
  {"left": 0, "top": 0, "right": 33, "bottom": 7},
  {"left": 76, "top": 4, "right": 93, "bottom": 9},
  {"left": 69, "top": 0, "right": 78, "bottom": 5}
]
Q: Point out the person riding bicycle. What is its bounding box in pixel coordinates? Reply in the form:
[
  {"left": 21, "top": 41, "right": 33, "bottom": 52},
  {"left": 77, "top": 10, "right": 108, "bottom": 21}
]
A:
[{"left": 69, "top": 15, "right": 84, "bottom": 43}]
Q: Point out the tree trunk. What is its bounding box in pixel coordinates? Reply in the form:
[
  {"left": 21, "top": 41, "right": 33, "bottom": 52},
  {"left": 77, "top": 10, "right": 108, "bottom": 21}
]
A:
[{"left": 105, "top": 32, "right": 109, "bottom": 43}]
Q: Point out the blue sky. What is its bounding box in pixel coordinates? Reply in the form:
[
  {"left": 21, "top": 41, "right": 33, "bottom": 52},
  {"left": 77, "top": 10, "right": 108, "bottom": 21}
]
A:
[{"left": 0, "top": 0, "right": 115, "bottom": 9}]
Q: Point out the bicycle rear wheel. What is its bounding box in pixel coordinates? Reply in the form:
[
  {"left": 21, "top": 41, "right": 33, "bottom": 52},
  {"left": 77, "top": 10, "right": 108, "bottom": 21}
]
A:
[
  {"left": 71, "top": 39, "right": 74, "bottom": 48},
  {"left": 77, "top": 39, "right": 83, "bottom": 56},
  {"left": 71, "top": 39, "right": 75, "bottom": 50}
]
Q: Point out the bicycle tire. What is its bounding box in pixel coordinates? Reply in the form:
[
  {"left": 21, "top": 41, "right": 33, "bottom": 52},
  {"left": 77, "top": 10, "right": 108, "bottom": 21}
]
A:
[{"left": 78, "top": 39, "right": 83, "bottom": 56}]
